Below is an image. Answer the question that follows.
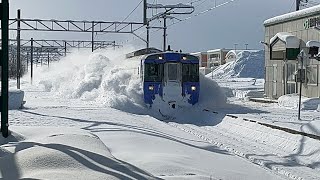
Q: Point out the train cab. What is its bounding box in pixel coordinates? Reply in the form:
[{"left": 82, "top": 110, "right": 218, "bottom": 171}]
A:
[{"left": 141, "top": 52, "right": 200, "bottom": 108}]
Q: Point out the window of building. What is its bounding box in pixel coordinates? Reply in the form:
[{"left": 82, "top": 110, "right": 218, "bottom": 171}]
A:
[
  {"left": 270, "top": 39, "right": 285, "bottom": 60},
  {"left": 307, "top": 65, "right": 318, "bottom": 85},
  {"left": 286, "top": 63, "right": 296, "bottom": 82},
  {"left": 286, "top": 63, "right": 297, "bottom": 94},
  {"left": 272, "top": 64, "right": 277, "bottom": 96}
]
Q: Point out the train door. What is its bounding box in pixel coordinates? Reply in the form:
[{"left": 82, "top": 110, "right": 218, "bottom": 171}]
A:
[{"left": 163, "top": 63, "right": 182, "bottom": 103}]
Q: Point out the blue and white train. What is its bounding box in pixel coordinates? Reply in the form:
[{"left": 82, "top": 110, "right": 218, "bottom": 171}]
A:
[{"left": 140, "top": 51, "right": 200, "bottom": 108}]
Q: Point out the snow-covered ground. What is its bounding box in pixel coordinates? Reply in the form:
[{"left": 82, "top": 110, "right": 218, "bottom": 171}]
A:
[{"left": 1, "top": 48, "right": 320, "bottom": 180}]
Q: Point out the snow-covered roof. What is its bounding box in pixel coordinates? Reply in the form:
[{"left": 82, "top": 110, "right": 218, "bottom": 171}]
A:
[
  {"left": 225, "top": 50, "right": 260, "bottom": 58},
  {"left": 207, "top": 48, "right": 231, "bottom": 53},
  {"left": 191, "top": 51, "right": 207, "bottom": 55},
  {"left": 306, "top": 40, "right": 320, "bottom": 47},
  {"left": 270, "top": 32, "right": 300, "bottom": 48},
  {"left": 264, "top": 5, "right": 320, "bottom": 26}
]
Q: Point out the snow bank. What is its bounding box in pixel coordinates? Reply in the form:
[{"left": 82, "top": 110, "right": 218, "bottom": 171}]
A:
[
  {"left": 23, "top": 47, "right": 226, "bottom": 115},
  {"left": 278, "top": 94, "right": 320, "bottom": 110},
  {"left": 209, "top": 50, "right": 264, "bottom": 79},
  {"left": 0, "top": 126, "right": 157, "bottom": 180}
]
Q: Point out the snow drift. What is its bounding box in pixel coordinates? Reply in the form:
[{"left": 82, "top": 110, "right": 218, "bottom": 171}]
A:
[
  {"left": 0, "top": 126, "right": 158, "bottom": 180},
  {"left": 278, "top": 94, "right": 320, "bottom": 110},
  {"left": 209, "top": 50, "right": 265, "bottom": 79}
]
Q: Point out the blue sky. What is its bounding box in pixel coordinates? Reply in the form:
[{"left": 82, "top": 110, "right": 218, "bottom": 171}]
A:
[{"left": 9, "top": 0, "right": 298, "bottom": 52}]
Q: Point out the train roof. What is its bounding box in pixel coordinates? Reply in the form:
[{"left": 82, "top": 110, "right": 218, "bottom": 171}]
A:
[
  {"left": 126, "top": 47, "right": 162, "bottom": 59},
  {"left": 142, "top": 52, "right": 199, "bottom": 63}
]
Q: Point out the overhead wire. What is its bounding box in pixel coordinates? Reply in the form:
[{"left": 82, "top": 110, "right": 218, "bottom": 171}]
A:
[
  {"left": 123, "top": 0, "right": 237, "bottom": 46},
  {"left": 95, "top": 0, "right": 143, "bottom": 39},
  {"left": 289, "top": 0, "right": 296, "bottom": 12}
]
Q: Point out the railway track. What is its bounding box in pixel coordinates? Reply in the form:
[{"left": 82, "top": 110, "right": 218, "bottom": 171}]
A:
[{"left": 160, "top": 108, "right": 320, "bottom": 180}]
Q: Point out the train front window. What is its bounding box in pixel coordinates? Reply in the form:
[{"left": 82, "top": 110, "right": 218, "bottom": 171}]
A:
[
  {"left": 168, "top": 63, "right": 178, "bottom": 81},
  {"left": 182, "top": 64, "right": 199, "bottom": 82},
  {"left": 144, "top": 63, "right": 162, "bottom": 82}
]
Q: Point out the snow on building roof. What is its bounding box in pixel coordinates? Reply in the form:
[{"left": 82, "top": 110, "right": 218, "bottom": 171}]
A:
[
  {"left": 264, "top": 5, "right": 320, "bottom": 26},
  {"left": 225, "top": 49, "right": 260, "bottom": 57},
  {"left": 270, "top": 32, "right": 300, "bottom": 48},
  {"left": 306, "top": 40, "right": 320, "bottom": 47},
  {"left": 191, "top": 51, "right": 207, "bottom": 55},
  {"left": 207, "top": 48, "right": 231, "bottom": 53}
]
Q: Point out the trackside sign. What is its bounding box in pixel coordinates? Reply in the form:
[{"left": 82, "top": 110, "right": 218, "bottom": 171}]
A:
[{"left": 304, "top": 16, "right": 320, "bottom": 29}]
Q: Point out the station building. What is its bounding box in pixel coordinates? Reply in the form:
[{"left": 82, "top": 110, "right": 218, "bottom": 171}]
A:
[
  {"left": 264, "top": 5, "right": 320, "bottom": 99},
  {"left": 191, "top": 51, "right": 208, "bottom": 67},
  {"left": 207, "top": 48, "right": 231, "bottom": 68}
]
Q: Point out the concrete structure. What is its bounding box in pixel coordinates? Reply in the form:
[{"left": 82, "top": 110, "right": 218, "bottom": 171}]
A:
[{"left": 264, "top": 5, "right": 320, "bottom": 99}]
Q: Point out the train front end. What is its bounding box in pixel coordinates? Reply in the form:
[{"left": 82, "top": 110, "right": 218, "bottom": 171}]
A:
[{"left": 141, "top": 52, "right": 199, "bottom": 108}]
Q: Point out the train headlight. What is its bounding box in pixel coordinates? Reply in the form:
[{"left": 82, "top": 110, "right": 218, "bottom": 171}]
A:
[
  {"left": 191, "top": 86, "right": 196, "bottom": 91},
  {"left": 148, "top": 85, "right": 154, "bottom": 91},
  {"left": 158, "top": 56, "right": 163, "bottom": 60},
  {"left": 182, "top": 56, "right": 187, "bottom": 60}
]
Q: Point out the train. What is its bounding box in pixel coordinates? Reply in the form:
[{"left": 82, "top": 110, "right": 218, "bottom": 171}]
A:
[{"left": 138, "top": 49, "right": 200, "bottom": 109}]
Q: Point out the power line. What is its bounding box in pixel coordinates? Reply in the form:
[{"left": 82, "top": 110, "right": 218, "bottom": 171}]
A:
[
  {"left": 168, "top": 0, "right": 237, "bottom": 27},
  {"left": 289, "top": 0, "right": 296, "bottom": 12},
  {"left": 121, "top": 0, "right": 143, "bottom": 23},
  {"left": 96, "top": 0, "right": 143, "bottom": 38}
]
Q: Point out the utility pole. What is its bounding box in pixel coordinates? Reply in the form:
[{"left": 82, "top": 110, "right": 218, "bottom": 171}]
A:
[
  {"left": 1, "top": 0, "right": 9, "bottom": 138},
  {"left": 91, "top": 21, "right": 94, "bottom": 52},
  {"left": 163, "top": 16, "right": 167, "bottom": 51},
  {"left": 17, "top": 9, "right": 21, "bottom": 89},
  {"left": 298, "top": 50, "right": 304, "bottom": 120},
  {"left": 144, "top": 0, "right": 149, "bottom": 49},
  {"left": 30, "top": 38, "right": 34, "bottom": 84},
  {"left": 146, "top": 3, "right": 194, "bottom": 51},
  {"left": 296, "top": 0, "right": 301, "bottom": 11},
  {"left": 143, "top": 0, "right": 147, "bottom": 25}
]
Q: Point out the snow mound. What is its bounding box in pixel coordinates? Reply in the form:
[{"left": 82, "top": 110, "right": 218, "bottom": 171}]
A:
[
  {"left": 8, "top": 89, "right": 25, "bottom": 109},
  {"left": 209, "top": 50, "right": 264, "bottom": 79},
  {"left": 278, "top": 94, "right": 320, "bottom": 110},
  {"left": 0, "top": 126, "right": 157, "bottom": 180}
]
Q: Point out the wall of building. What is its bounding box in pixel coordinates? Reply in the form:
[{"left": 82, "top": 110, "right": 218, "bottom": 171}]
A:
[{"left": 265, "top": 14, "right": 320, "bottom": 99}]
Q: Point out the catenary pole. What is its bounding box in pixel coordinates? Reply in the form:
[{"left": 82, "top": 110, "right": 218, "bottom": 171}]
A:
[
  {"left": 296, "top": 0, "right": 300, "bottom": 11},
  {"left": 17, "top": 9, "right": 21, "bottom": 89},
  {"left": 1, "top": 0, "right": 9, "bottom": 138}
]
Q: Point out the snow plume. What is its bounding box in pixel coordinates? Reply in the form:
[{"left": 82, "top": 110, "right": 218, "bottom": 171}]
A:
[
  {"left": 24, "top": 47, "right": 226, "bottom": 116},
  {"left": 23, "top": 47, "right": 146, "bottom": 111},
  {"left": 199, "top": 74, "right": 227, "bottom": 108},
  {"left": 210, "top": 50, "right": 265, "bottom": 79}
]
